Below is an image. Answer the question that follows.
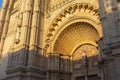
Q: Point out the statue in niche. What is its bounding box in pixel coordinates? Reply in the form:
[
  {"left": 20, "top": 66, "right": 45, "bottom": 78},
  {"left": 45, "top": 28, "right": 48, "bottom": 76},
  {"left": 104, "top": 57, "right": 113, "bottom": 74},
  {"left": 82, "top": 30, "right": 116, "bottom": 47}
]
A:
[{"left": 15, "top": 28, "right": 21, "bottom": 44}]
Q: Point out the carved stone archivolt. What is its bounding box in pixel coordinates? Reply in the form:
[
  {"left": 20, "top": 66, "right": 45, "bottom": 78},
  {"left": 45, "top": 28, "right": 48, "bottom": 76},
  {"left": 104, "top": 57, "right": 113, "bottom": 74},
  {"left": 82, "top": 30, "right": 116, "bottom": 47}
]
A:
[
  {"left": 45, "top": 3, "right": 102, "bottom": 58},
  {"left": 45, "top": 3, "right": 101, "bottom": 47}
]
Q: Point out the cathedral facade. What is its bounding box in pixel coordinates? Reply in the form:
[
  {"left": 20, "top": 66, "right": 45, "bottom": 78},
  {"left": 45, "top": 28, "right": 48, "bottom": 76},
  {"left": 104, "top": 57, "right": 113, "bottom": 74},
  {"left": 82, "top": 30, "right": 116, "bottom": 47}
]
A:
[{"left": 0, "top": 0, "right": 120, "bottom": 80}]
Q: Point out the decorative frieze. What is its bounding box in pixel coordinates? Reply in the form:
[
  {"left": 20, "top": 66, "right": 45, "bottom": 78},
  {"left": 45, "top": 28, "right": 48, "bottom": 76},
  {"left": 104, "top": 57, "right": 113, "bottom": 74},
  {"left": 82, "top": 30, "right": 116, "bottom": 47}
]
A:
[{"left": 49, "top": 0, "right": 73, "bottom": 12}]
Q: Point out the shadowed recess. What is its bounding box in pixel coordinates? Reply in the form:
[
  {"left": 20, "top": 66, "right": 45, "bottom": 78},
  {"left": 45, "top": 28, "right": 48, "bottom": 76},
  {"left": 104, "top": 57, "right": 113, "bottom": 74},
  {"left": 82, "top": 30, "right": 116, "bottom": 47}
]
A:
[{"left": 53, "top": 22, "right": 100, "bottom": 55}]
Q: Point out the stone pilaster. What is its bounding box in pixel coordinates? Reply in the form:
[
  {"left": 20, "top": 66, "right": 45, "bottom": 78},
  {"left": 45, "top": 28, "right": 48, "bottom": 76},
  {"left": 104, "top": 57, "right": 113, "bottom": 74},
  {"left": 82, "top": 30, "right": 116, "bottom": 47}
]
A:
[
  {"left": 0, "top": 0, "right": 14, "bottom": 59},
  {"left": 0, "top": 0, "right": 9, "bottom": 39},
  {"left": 47, "top": 53, "right": 60, "bottom": 80},
  {"left": 7, "top": 0, "right": 32, "bottom": 68},
  {"left": 28, "top": 0, "right": 41, "bottom": 67},
  {"left": 99, "top": 0, "right": 120, "bottom": 46},
  {"left": 6, "top": 0, "right": 46, "bottom": 80},
  {"left": 28, "top": 0, "right": 46, "bottom": 79},
  {"left": 8, "top": 0, "right": 34, "bottom": 68},
  {"left": 8, "top": 0, "right": 23, "bottom": 54},
  {"left": 47, "top": 53, "right": 72, "bottom": 80},
  {"left": 7, "top": 0, "right": 25, "bottom": 69},
  {"left": 20, "top": 0, "right": 33, "bottom": 47},
  {"left": 99, "top": 0, "right": 120, "bottom": 80},
  {"left": 6, "top": 0, "right": 34, "bottom": 80},
  {"left": 99, "top": 0, "right": 120, "bottom": 53}
]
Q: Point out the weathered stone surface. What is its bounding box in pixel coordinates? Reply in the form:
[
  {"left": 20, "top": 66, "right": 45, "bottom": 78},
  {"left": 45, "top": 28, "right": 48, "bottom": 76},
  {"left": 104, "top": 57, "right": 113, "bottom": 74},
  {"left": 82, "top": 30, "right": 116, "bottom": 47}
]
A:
[{"left": 0, "top": 0, "right": 120, "bottom": 80}]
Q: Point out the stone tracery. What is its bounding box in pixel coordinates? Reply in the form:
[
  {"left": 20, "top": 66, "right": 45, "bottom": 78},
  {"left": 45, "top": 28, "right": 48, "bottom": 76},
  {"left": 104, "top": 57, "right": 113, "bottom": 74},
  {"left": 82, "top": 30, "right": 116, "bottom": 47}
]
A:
[{"left": 50, "top": 0, "right": 73, "bottom": 11}]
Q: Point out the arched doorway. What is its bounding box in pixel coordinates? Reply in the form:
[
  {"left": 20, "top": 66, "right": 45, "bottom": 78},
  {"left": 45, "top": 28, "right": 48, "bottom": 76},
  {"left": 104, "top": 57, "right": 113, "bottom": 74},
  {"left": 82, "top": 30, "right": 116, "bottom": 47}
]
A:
[
  {"left": 45, "top": 3, "right": 102, "bottom": 80},
  {"left": 53, "top": 22, "right": 101, "bottom": 80},
  {"left": 73, "top": 44, "right": 100, "bottom": 80}
]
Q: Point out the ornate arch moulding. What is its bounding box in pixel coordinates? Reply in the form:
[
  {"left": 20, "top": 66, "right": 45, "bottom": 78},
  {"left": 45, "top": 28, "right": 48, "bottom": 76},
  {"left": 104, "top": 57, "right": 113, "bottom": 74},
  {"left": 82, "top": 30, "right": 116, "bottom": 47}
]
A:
[
  {"left": 72, "top": 43, "right": 99, "bottom": 60},
  {"left": 71, "top": 41, "right": 99, "bottom": 56},
  {"left": 45, "top": 3, "right": 102, "bottom": 51},
  {"left": 52, "top": 21, "right": 100, "bottom": 55}
]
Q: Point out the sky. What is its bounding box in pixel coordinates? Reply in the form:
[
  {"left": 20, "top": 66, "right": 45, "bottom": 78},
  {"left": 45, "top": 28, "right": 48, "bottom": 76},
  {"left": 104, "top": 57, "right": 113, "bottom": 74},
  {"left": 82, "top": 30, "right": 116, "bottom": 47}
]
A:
[{"left": 0, "top": 0, "right": 3, "bottom": 8}]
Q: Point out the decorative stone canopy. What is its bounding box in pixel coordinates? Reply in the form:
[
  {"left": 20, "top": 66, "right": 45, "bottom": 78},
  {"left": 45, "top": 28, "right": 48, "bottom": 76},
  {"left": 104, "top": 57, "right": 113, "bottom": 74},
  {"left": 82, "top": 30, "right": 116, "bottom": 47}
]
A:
[{"left": 53, "top": 22, "right": 100, "bottom": 55}]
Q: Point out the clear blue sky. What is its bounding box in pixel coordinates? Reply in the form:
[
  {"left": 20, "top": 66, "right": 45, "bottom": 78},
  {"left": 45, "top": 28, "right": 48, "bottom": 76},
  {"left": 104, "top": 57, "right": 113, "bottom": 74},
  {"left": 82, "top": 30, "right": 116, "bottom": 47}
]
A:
[{"left": 0, "top": 0, "right": 3, "bottom": 8}]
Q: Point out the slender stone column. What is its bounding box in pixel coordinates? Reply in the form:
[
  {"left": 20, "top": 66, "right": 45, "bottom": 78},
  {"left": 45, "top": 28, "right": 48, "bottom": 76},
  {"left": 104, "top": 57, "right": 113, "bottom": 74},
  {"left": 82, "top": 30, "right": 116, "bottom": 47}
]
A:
[
  {"left": 28, "top": 0, "right": 41, "bottom": 67},
  {"left": 29, "top": 0, "right": 40, "bottom": 50},
  {"left": 0, "top": 0, "right": 14, "bottom": 58},
  {"left": 0, "top": 0, "right": 9, "bottom": 39},
  {"left": 20, "top": 0, "right": 33, "bottom": 48}
]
